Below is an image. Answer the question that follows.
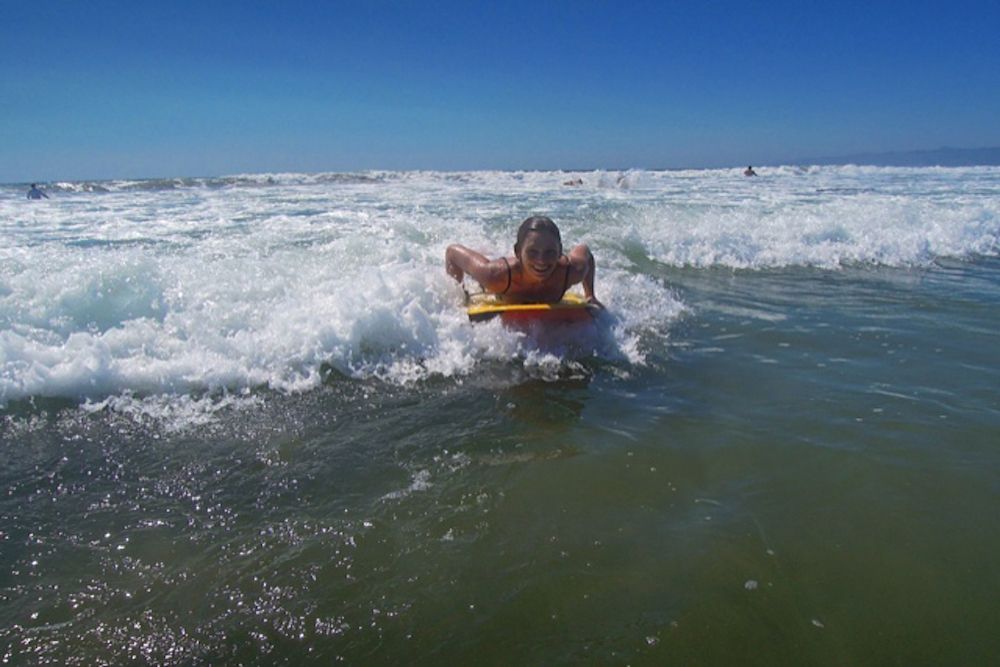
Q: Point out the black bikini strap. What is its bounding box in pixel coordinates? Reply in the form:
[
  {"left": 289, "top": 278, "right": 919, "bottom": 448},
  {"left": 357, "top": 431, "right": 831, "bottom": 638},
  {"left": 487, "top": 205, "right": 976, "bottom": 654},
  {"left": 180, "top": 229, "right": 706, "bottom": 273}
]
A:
[{"left": 501, "top": 257, "right": 512, "bottom": 295}]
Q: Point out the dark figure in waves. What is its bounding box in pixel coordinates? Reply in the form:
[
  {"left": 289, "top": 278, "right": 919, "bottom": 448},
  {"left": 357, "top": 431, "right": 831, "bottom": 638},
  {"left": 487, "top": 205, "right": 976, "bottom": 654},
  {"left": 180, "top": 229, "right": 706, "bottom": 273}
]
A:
[{"left": 27, "top": 183, "right": 49, "bottom": 199}]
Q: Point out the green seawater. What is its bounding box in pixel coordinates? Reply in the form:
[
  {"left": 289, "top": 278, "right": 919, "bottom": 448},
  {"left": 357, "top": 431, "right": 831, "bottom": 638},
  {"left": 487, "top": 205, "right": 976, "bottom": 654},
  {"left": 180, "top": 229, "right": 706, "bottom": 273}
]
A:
[{"left": 3, "top": 258, "right": 999, "bottom": 665}]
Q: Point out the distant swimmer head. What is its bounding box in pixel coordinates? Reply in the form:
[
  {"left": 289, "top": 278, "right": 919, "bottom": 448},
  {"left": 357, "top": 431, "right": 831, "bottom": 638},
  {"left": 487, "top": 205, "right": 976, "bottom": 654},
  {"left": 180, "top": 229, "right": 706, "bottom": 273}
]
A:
[{"left": 515, "top": 215, "right": 562, "bottom": 256}]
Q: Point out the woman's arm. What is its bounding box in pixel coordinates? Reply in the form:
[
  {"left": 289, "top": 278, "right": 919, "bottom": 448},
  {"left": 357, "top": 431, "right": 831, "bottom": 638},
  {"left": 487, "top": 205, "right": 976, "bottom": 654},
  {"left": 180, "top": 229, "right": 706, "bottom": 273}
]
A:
[
  {"left": 567, "top": 243, "right": 602, "bottom": 307},
  {"left": 445, "top": 244, "right": 510, "bottom": 293}
]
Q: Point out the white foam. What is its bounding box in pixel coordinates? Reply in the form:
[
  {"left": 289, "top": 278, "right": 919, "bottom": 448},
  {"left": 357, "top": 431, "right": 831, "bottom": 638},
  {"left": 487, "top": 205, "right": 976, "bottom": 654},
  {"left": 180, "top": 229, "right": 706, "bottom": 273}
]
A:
[
  {"left": 618, "top": 166, "right": 1000, "bottom": 269},
  {"left": 2, "top": 166, "right": 997, "bottom": 416}
]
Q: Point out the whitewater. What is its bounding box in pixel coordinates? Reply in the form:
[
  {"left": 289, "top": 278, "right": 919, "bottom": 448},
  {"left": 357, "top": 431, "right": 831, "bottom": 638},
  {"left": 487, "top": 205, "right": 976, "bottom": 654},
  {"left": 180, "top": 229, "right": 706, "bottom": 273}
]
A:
[{"left": 3, "top": 166, "right": 997, "bottom": 424}]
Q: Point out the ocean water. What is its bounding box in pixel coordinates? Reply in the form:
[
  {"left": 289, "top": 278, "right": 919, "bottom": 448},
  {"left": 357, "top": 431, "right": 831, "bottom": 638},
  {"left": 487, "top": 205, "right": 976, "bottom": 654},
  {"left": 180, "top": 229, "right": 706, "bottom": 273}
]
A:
[{"left": 1, "top": 166, "right": 998, "bottom": 664}]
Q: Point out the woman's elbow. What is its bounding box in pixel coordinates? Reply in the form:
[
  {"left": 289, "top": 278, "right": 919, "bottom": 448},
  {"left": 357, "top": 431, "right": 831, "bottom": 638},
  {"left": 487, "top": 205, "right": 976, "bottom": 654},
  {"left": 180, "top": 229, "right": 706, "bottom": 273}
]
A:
[{"left": 571, "top": 243, "right": 594, "bottom": 265}]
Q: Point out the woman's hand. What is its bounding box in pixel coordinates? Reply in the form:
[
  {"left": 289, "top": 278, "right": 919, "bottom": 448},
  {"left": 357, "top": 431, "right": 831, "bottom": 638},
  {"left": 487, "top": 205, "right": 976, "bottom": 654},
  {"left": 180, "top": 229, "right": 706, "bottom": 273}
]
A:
[{"left": 446, "top": 260, "right": 464, "bottom": 283}]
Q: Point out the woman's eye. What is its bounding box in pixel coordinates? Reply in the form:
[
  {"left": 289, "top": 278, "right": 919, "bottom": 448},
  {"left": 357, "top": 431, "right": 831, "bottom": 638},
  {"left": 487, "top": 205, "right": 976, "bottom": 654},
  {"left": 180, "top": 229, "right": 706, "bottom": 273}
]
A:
[{"left": 527, "top": 248, "right": 556, "bottom": 261}]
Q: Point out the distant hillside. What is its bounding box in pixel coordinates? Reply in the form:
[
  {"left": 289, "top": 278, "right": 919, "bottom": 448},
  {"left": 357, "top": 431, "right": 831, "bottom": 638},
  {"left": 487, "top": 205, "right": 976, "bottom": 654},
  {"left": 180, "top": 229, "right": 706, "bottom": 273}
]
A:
[{"left": 795, "top": 146, "right": 1000, "bottom": 167}]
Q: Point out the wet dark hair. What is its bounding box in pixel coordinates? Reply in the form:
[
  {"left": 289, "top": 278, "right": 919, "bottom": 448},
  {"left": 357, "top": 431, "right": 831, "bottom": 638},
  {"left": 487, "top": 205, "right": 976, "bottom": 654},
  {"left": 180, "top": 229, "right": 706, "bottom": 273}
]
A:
[{"left": 514, "top": 216, "right": 561, "bottom": 255}]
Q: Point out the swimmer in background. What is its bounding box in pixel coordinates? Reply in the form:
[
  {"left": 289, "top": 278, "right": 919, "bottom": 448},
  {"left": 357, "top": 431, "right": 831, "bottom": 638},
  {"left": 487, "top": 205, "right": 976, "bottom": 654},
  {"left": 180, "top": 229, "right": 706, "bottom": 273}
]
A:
[
  {"left": 744, "top": 165, "right": 757, "bottom": 177},
  {"left": 563, "top": 178, "right": 583, "bottom": 186},
  {"left": 446, "top": 216, "right": 602, "bottom": 307},
  {"left": 27, "top": 183, "right": 49, "bottom": 199}
]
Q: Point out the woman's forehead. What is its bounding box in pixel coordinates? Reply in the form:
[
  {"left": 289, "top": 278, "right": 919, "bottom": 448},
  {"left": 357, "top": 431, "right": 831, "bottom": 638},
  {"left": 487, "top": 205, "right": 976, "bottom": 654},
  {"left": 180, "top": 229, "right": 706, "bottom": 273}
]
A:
[{"left": 522, "top": 230, "right": 560, "bottom": 246}]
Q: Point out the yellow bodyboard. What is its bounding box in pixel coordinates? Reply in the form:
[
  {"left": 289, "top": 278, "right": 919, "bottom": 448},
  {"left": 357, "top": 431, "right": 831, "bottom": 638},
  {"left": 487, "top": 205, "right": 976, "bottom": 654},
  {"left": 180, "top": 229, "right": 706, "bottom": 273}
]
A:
[{"left": 466, "top": 292, "right": 596, "bottom": 323}]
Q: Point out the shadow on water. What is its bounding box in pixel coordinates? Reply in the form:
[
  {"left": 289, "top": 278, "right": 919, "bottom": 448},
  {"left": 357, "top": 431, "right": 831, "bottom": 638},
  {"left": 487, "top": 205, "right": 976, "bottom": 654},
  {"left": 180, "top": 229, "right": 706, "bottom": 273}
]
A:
[{"left": 498, "top": 377, "right": 589, "bottom": 430}]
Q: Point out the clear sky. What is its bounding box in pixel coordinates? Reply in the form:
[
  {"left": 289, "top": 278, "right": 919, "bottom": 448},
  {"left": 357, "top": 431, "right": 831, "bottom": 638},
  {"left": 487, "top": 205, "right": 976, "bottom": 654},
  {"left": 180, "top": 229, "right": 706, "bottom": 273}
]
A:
[{"left": 3, "top": 0, "right": 999, "bottom": 182}]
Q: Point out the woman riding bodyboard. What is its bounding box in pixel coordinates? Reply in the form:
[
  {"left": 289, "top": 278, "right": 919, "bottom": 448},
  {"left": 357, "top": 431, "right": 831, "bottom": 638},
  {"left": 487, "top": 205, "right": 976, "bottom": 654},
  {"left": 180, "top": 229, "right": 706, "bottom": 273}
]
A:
[{"left": 445, "top": 216, "right": 602, "bottom": 307}]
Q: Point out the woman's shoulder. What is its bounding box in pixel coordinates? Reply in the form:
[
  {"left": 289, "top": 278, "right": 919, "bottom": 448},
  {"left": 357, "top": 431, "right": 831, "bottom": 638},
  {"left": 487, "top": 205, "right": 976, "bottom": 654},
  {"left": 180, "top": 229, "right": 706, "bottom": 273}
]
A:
[
  {"left": 565, "top": 246, "right": 590, "bottom": 269},
  {"left": 487, "top": 256, "right": 515, "bottom": 292},
  {"left": 481, "top": 254, "right": 515, "bottom": 276}
]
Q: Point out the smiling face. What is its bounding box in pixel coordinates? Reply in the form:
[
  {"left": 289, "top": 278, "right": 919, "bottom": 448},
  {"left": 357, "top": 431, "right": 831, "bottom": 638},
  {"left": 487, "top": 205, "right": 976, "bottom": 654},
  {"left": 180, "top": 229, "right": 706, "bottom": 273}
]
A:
[{"left": 517, "top": 230, "right": 561, "bottom": 281}]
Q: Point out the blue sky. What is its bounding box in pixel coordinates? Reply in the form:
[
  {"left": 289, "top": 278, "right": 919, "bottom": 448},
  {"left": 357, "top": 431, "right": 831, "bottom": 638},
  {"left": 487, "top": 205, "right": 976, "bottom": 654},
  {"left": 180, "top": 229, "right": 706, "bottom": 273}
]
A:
[{"left": 3, "top": 0, "right": 999, "bottom": 181}]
